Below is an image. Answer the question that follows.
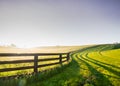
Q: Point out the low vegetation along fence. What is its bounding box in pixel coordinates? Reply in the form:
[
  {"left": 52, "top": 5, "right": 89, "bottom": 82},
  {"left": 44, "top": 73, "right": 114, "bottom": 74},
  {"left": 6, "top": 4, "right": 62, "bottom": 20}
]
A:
[{"left": 0, "top": 53, "right": 70, "bottom": 77}]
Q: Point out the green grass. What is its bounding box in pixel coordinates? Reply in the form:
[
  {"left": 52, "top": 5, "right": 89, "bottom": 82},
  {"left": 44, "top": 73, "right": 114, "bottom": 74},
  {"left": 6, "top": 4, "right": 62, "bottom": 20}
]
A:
[
  {"left": 29, "top": 44, "right": 120, "bottom": 86},
  {"left": 0, "top": 46, "right": 87, "bottom": 77},
  {"left": 0, "top": 44, "right": 120, "bottom": 86},
  {"left": 0, "top": 55, "right": 62, "bottom": 77}
]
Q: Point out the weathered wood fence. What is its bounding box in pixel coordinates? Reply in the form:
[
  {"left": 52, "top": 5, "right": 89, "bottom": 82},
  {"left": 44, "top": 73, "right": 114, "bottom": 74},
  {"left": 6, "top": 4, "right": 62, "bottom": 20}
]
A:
[{"left": 0, "top": 53, "right": 70, "bottom": 75}]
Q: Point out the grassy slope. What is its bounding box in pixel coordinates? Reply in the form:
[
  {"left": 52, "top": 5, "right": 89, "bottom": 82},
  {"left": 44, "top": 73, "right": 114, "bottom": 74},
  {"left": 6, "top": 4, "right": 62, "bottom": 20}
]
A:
[
  {"left": 29, "top": 44, "right": 120, "bottom": 86},
  {"left": 0, "top": 45, "right": 88, "bottom": 77},
  {"left": 1, "top": 44, "right": 120, "bottom": 86},
  {"left": 0, "top": 45, "right": 90, "bottom": 86}
]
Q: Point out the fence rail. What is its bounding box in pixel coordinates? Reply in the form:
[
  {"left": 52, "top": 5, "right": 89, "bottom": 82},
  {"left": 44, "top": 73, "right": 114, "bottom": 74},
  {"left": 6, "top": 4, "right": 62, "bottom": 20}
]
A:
[{"left": 0, "top": 53, "right": 70, "bottom": 76}]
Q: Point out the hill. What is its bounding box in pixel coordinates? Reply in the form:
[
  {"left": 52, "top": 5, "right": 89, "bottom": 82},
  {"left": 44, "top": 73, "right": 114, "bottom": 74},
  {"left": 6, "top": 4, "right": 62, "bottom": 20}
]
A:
[{"left": 0, "top": 44, "right": 120, "bottom": 86}]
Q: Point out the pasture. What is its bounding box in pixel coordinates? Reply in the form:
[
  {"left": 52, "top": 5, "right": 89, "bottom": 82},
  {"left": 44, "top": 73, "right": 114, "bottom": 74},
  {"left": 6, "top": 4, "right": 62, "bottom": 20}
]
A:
[
  {"left": 29, "top": 44, "right": 120, "bottom": 86},
  {"left": 0, "top": 46, "right": 87, "bottom": 77},
  {"left": 0, "top": 44, "right": 120, "bottom": 86}
]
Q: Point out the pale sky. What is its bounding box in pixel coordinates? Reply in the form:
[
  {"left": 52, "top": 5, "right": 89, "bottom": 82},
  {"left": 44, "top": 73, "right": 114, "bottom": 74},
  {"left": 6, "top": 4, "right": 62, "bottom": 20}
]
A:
[{"left": 0, "top": 0, "right": 120, "bottom": 48}]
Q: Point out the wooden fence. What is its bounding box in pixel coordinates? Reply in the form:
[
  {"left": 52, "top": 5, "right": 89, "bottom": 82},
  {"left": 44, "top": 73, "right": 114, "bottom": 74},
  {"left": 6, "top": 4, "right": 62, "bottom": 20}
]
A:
[{"left": 0, "top": 53, "right": 70, "bottom": 76}]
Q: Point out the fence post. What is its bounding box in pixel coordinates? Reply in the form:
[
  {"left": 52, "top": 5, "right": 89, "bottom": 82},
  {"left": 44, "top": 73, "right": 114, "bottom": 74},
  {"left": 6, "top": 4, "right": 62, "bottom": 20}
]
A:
[
  {"left": 67, "top": 53, "right": 70, "bottom": 61},
  {"left": 34, "top": 55, "right": 38, "bottom": 73},
  {"left": 59, "top": 54, "right": 62, "bottom": 65}
]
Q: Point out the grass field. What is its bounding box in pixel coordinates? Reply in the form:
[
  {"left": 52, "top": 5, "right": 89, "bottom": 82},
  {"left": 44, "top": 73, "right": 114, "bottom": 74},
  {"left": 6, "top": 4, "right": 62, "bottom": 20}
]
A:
[
  {"left": 0, "top": 44, "right": 120, "bottom": 86},
  {"left": 0, "top": 45, "right": 88, "bottom": 77}
]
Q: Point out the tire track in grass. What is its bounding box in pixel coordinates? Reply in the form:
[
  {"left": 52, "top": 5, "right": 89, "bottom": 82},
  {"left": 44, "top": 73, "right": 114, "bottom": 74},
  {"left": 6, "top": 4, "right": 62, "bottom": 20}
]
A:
[
  {"left": 85, "top": 55, "right": 120, "bottom": 71},
  {"left": 75, "top": 45, "right": 120, "bottom": 86},
  {"left": 87, "top": 44, "right": 120, "bottom": 71},
  {"left": 82, "top": 45, "right": 120, "bottom": 77},
  {"left": 97, "top": 44, "right": 120, "bottom": 71},
  {"left": 99, "top": 45, "right": 120, "bottom": 65},
  {"left": 84, "top": 53, "right": 120, "bottom": 78},
  {"left": 76, "top": 54, "right": 113, "bottom": 86},
  {"left": 72, "top": 45, "right": 113, "bottom": 86},
  {"left": 27, "top": 45, "right": 120, "bottom": 86}
]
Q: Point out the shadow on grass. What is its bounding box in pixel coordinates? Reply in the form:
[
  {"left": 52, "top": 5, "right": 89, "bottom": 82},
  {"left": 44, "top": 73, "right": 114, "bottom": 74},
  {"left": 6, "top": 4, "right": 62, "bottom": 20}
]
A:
[
  {"left": 86, "top": 53, "right": 120, "bottom": 70},
  {"left": 27, "top": 54, "right": 85, "bottom": 86},
  {"left": 76, "top": 55, "right": 113, "bottom": 86},
  {"left": 0, "top": 56, "right": 82, "bottom": 86},
  {"left": 98, "top": 45, "right": 110, "bottom": 56},
  {"left": 83, "top": 53, "right": 120, "bottom": 78}
]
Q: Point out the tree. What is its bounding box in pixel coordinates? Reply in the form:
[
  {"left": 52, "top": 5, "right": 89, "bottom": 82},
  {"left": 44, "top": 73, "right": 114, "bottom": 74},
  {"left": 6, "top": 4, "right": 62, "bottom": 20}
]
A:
[{"left": 10, "top": 44, "right": 16, "bottom": 47}]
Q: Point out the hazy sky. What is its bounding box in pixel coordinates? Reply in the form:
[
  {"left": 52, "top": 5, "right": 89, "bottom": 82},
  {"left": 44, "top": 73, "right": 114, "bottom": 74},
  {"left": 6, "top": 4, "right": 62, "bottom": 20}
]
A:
[{"left": 0, "top": 0, "right": 120, "bottom": 47}]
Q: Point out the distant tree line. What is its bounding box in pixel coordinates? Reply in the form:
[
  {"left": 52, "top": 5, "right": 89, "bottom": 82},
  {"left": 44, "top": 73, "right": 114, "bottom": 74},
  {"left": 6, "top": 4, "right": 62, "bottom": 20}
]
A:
[
  {"left": 0, "top": 43, "right": 16, "bottom": 48},
  {"left": 9, "top": 44, "right": 16, "bottom": 47},
  {"left": 113, "top": 42, "right": 120, "bottom": 49}
]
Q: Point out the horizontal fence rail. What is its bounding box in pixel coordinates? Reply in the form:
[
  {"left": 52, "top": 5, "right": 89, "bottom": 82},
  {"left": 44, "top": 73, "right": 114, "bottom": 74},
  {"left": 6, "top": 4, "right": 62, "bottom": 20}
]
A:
[{"left": 0, "top": 53, "right": 70, "bottom": 77}]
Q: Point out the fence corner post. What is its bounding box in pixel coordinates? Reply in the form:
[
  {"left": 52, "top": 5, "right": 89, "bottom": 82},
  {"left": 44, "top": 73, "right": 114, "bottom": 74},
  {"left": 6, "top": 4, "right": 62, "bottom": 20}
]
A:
[{"left": 34, "top": 55, "right": 38, "bottom": 73}]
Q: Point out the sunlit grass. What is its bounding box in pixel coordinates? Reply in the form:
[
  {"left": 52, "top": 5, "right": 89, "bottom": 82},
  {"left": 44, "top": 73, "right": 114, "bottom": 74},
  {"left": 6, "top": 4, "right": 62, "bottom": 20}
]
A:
[
  {"left": 0, "top": 55, "right": 65, "bottom": 77},
  {"left": 0, "top": 46, "right": 88, "bottom": 77},
  {"left": 1, "top": 44, "right": 120, "bottom": 86},
  {"left": 73, "top": 44, "right": 120, "bottom": 86},
  {"left": 28, "top": 44, "right": 120, "bottom": 86}
]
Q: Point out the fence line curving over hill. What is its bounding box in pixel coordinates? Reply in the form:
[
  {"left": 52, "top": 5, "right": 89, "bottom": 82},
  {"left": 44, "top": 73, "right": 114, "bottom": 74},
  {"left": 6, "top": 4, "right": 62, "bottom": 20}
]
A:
[{"left": 0, "top": 53, "right": 70, "bottom": 78}]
